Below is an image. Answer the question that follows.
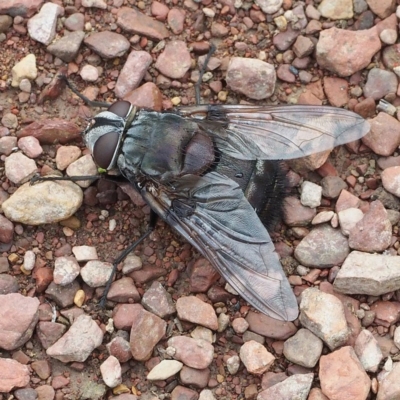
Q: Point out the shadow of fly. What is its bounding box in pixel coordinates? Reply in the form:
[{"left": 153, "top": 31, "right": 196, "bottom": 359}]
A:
[{"left": 32, "top": 75, "right": 370, "bottom": 321}]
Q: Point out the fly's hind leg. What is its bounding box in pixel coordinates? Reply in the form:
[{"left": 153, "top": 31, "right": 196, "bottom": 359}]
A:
[{"left": 195, "top": 43, "right": 216, "bottom": 105}]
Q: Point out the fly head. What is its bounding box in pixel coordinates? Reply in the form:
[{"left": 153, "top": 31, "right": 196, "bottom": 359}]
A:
[{"left": 82, "top": 100, "right": 137, "bottom": 171}]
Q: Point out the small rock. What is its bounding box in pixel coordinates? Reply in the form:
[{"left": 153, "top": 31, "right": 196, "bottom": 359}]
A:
[
  {"left": 84, "top": 31, "right": 130, "bottom": 59},
  {"left": 283, "top": 328, "right": 323, "bottom": 368},
  {"left": 80, "top": 65, "right": 99, "bottom": 82},
  {"left": 176, "top": 296, "right": 218, "bottom": 330},
  {"left": 354, "top": 330, "right": 383, "bottom": 372},
  {"left": 334, "top": 251, "right": 400, "bottom": 295},
  {"left": 167, "top": 336, "right": 214, "bottom": 369},
  {"left": 232, "top": 317, "right": 249, "bottom": 334},
  {"left": 82, "top": 0, "right": 107, "bottom": 8},
  {"left": 319, "top": 346, "right": 371, "bottom": 399},
  {"left": 80, "top": 260, "right": 113, "bottom": 287},
  {"left": 117, "top": 7, "right": 169, "bottom": 40},
  {"left": 0, "top": 214, "right": 13, "bottom": 244},
  {"left": 255, "top": 0, "right": 283, "bottom": 14},
  {"left": 348, "top": 200, "right": 391, "bottom": 252},
  {"left": 323, "top": 76, "right": 349, "bottom": 107},
  {"left": 72, "top": 245, "right": 98, "bottom": 261},
  {"left": 362, "top": 112, "right": 400, "bottom": 156},
  {"left": 0, "top": 136, "right": 18, "bottom": 156},
  {"left": 294, "top": 224, "right": 350, "bottom": 268},
  {"left": 377, "top": 362, "right": 400, "bottom": 400},
  {"left": 122, "top": 254, "right": 142, "bottom": 274},
  {"left": 46, "top": 314, "right": 103, "bottom": 362},
  {"left": 123, "top": 82, "right": 163, "bottom": 112},
  {"left": 190, "top": 326, "right": 214, "bottom": 343},
  {"left": 226, "top": 355, "right": 240, "bottom": 375},
  {"left": 283, "top": 196, "right": 316, "bottom": 226},
  {"left": 23, "top": 250, "right": 35, "bottom": 271},
  {"left": 300, "top": 288, "right": 349, "bottom": 350},
  {"left": 258, "top": 373, "right": 314, "bottom": 400},
  {"left": 0, "top": 359, "right": 30, "bottom": 392},
  {"left": 170, "top": 386, "right": 198, "bottom": 400},
  {"left": 3, "top": 180, "right": 83, "bottom": 225},
  {"left": 0, "top": 293, "right": 39, "bottom": 350},
  {"left": 107, "top": 277, "right": 140, "bottom": 303},
  {"left": 189, "top": 257, "right": 219, "bottom": 293},
  {"left": 141, "top": 281, "right": 176, "bottom": 318},
  {"left": 46, "top": 31, "right": 85, "bottom": 63},
  {"left": 147, "top": 360, "right": 183, "bottom": 380},
  {"left": 17, "top": 119, "right": 81, "bottom": 144},
  {"left": 180, "top": 365, "right": 210, "bottom": 388},
  {"left": 27, "top": 2, "right": 63, "bottom": 45},
  {"left": 316, "top": 26, "right": 381, "bottom": 77},
  {"left": 226, "top": 57, "right": 276, "bottom": 100},
  {"left": 337, "top": 208, "right": 364, "bottom": 236},
  {"left": 245, "top": 311, "right": 297, "bottom": 340},
  {"left": 115, "top": 51, "right": 152, "bottom": 98},
  {"left": 312, "top": 211, "right": 335, "bottom": 225},
  {"left": 4, "top": 152, "right": 37, "bottom": 184},
  {"left": 18, "top": 136, "right": 42, "bottom": 158},
  {"left": 168, "top": 8, "right": 185, "bottom": 34},
  {"left": 155, "top": 40, "right": 191, "bottom": 79},
  {"left": 318, "top": 0, "right": 354, "bottom": 19},
  {"left": 300, "top": 181, "right": 322, "bottom": 208},
  {"left": 53, "top": 256, "right": 80, "bottom": 286},
  {"left": 11, "top": 53, "right": 37, "bottom": 87},
  {"left": 293, "top": 35, "right": 315, "bottom": 58},
  {"left": 100, "top": 356, "right": 122, "bottom": 388},
  {"left": 239, "top": 340, "right": 275, "bottom": 375},
  {"left": 107, "top": 336, "right": 132, "bottom": 363},
  {"left": 366, "top": 0, "right": 396, "bottom": 18},
  {"left": 199, "top": 389, "right": 216, "bottom": 400},
  {"left": 130, "top": 305, "right": 166, "bottom": 361},
  {"left": 56, "top": 146, "right": 82, "bottom": 171},
  {"left": 364, "top": 68, "right": 398, "bottom": 100}
]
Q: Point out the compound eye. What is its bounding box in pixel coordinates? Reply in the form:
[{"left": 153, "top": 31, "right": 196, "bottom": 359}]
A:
[
  {"left": 93, "top": 131, "right": 119, "bottom": 169},
  {"left": 108, "top": 101, "right": 131, "bottom": 118}
]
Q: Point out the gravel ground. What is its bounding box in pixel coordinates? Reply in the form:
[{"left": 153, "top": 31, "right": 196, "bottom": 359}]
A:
[{"left": 1, "top": 0, "right": 400, "bottom": 399}]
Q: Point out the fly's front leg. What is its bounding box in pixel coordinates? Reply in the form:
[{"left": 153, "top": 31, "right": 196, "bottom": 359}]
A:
[
  {"left": 99, "top": 209, "right": 158, "bottom": 308},
  {"left": 30, "top": 173, "right": 99, "bottom": 185}
]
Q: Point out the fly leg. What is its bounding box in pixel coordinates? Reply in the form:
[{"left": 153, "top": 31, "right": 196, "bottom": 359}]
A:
[
  {"left": 30, "top": 174, "right": 100, "bottom": 185},
  {"left": 99, "top": 209, "right": 158, "bottom": 307},
  {"left": 195, "top": 43, "right": 216, "bottom": 105},
  {"left": 58, "top": 74, "right": 111, "bottom": 108}
]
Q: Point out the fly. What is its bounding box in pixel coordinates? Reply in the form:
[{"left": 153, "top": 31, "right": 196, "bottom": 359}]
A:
[{"left": 32, "top": 76, "right": 370, "bottom": 322}]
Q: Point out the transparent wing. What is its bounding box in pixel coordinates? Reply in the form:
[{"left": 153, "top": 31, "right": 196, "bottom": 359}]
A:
[
  {"left": 140, "top": 171, "right": 298, "bottom": 321},
  {"left": 177, "top": 104, "right": 370, "bottom": 160}
]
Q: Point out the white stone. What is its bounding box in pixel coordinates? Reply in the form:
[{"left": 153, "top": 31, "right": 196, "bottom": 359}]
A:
[
  {"left": 100, "top": 356, "right": 122, "bottom": 388},
  {"left": 80, "top": 261, "right": 113, "bottom": 287},
  {"left": 255, "top": 0, "right": 283, "bottom": 14},
  {"left": 300, "top": 288, "right": 349, "bottom": 350},
  {"left": 27, "top": 2, "right": 63, "bottom": 45},
  {"left": 338, "top": 207, "right": 364, "bottom": 236},
  {"left": 23, "top": 250, "right": 36, "bottom": 271},
  {"left": 333, "top": 251, "right": 400, "bottom": 296},
  {"left": 72, "top": 246, "right": 98, "bottom": 262},
  {"left": 354, "top": 330, "right": 383, "bottom": 373},
  {"left": 394, "top": 326, "right": 400, "bottom": 350},
  {"left": 226, "top": 355, "right": 240, "bottom": 375},
  {"left": 300, "top": 181, "right": 322, "bottom": 208},
  {"left": 147, "top": 360, "right": 183, "bottom": 380}
]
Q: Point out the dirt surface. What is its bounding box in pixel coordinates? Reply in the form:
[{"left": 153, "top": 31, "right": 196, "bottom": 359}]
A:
[{"left": 2, "top": 0, "right": 400, "bottom": 400}]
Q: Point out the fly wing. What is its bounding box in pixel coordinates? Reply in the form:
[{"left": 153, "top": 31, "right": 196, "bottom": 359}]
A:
[
  {"left": 178, "top": 105, "right": 370, "bottom": 161},
  {"left": 140, "top": 171, "right": 299, "bottom": 321}
]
